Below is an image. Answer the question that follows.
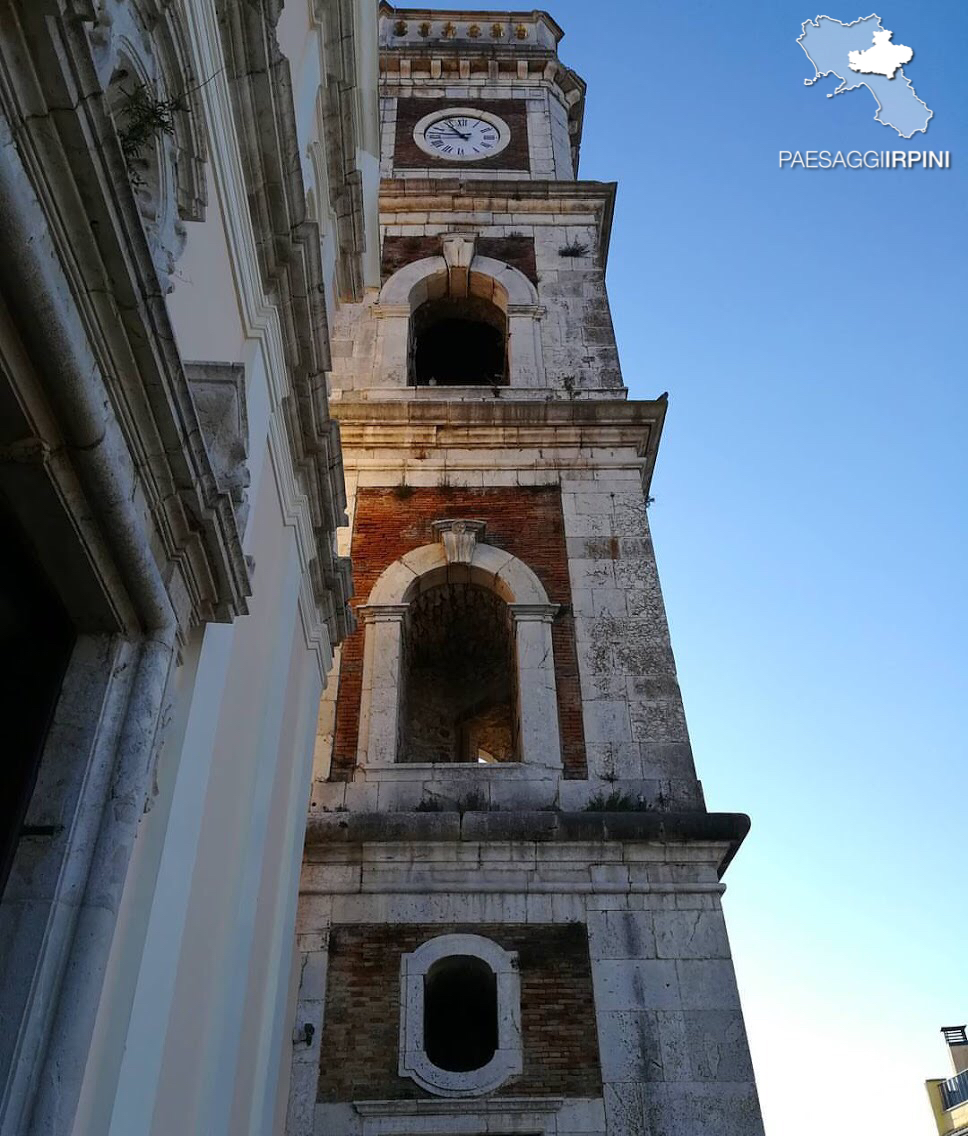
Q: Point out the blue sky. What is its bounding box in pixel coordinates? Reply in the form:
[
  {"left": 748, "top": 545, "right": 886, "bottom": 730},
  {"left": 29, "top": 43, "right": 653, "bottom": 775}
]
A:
[
  {"left": 547, "top": 2, "right": 967, "bottom": 1132},
  {"left": 413, "top": 2, "right": 958, "bottom": 1126}
]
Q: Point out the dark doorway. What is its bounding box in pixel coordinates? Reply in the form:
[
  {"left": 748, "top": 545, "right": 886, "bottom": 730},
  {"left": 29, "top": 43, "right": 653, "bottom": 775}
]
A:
[
  {"left": 0, "top": 497, "right": 75, "bottom": 896},
  {"left": 411, "top": 296, "right": 507, "bottom": 386},
  {"left": 424, "top": 955, "right": 498, "bottom": 1072}
]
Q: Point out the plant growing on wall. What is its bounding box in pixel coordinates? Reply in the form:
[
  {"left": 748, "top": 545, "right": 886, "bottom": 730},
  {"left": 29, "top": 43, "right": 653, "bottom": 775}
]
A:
[
  {"left": 115, "top": 82, "right": 186, "bottom": 183},
  {"left": 558, "top": 240, "right": 589, "bottom": 258},
  {"left": 583, "top": 789, "right": 639, "bottom": 812}
]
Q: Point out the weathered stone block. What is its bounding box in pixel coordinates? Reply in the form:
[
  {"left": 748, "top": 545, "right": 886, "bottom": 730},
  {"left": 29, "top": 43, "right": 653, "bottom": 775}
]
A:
[
  {"left": 645, "top": 1082, "right": 764, "bottom": 1136},
  {"left": 676, "top": 959, "right": 742, "bottom": 1011},
  {"left": 598, "top": 1010, "right": 663, "bottom": 1083},
  {"left": 588, "top": 911, "right": 657, "bottom": 961},
  {"left": 593, "top": 959, "right": 680, "bottom": 1012},
  {"left": 653, "top": 911, "right": 731, "bottom": 960}
]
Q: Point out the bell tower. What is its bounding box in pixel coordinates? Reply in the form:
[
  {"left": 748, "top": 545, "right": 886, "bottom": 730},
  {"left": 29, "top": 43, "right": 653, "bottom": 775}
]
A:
[{"left": 286, "top": 7, "right": 765, "bottom": 1136}]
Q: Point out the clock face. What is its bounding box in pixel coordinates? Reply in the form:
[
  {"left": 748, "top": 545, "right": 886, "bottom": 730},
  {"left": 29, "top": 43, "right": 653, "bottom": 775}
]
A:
[{"left": 413, "top": 107, "right": 511, "bottom": 162}]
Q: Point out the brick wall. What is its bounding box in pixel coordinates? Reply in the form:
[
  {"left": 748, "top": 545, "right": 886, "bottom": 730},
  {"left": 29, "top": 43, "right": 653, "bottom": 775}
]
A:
[
  {"left": 331, "top": 486, "right": 587, "bottom": 779},
  {"left": 318, "top": 923, "right": 601, "bottom": 1101},
  {"left": 382, "top": 234, "right": 538, "bottom": 285},
  {"left": 393, "top": 98, "right": 531, "bottom": 171}
]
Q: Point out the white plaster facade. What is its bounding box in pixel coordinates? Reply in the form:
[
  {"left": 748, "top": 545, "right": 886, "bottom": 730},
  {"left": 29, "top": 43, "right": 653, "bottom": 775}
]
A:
[{"left": 0, "top": 2, "right": 378, "bottom": 1135}]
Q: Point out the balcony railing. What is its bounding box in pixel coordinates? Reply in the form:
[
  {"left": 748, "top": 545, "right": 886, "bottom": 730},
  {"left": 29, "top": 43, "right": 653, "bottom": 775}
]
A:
[{"left": 941, "top": 1069, "right": 968, "bottom": 1111}]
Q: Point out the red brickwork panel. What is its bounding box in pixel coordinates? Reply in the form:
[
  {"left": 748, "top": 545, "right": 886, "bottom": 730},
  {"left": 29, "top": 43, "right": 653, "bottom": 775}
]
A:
[
  {"left": 331, "top": 486, "right": 587, "bottom": 779},
  {"left": 381, "top": 235, "right": 440, "bottom": 280},
  {"left": 476, "top": 236, "right": 538, "bottom": 285},
  {"left": 393, "top": 98, "right": 530, "bottom": 171},
  {"left": 381, "top": 235, "right": 538, "bottom": 286},
  {"left": 318, "top": 923, "right": 601, "bottom": 1101}
]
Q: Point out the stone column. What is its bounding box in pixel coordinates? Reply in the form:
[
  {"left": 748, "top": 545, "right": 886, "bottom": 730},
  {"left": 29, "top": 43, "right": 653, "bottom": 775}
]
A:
[
  {"left": 356, "top": 605, "right": 407, "bottom": 766},
  {"left": 509, "top": 603, "right": 561, "bottom": 769},
  {"left": 507, "top": 305, "right": 545, "bottom": 387},
  {"left": 371, "top": 306, "right": 411, "bottom": 387}
]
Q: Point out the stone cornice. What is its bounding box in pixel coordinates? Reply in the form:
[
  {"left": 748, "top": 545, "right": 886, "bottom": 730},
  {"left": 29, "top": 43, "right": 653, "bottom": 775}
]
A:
[
  {"left": 304, "top": 810, "right": 751, "bottom": 879},
  {"left": 379, "top": 177, "right": 615, "bottom": 203},
  {"left": 333, "top": 397, "right": 666, "bottom": 489},
  {"left": 379, "top": 4, "right": 566, "bottom": 45},
  {"left": 379, "top": 178, "right": 616, "bottom": 260}
]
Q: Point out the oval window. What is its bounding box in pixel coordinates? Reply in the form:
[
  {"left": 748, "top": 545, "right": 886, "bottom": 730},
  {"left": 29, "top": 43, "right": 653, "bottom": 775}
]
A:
[{"left": 423, "top": 955, "right": 498, "bottom": 1072}]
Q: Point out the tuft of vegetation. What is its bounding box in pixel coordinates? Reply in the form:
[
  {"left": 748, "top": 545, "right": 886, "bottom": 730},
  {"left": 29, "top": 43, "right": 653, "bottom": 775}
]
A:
[
  {"left": 583, "top": 789, "right": 639, "bottom": 812},
  {"left": 116, "top": 83, "right": 185, "bottom": 182},
  {"left": 411, "top": 792, "right": 496, "bottom": 814},
  {"left": 558, "top": 240, "right": 589, "bottom": 258}
]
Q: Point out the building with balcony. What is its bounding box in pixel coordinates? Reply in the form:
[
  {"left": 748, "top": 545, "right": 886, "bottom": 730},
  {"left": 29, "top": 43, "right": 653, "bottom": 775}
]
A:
[{"left": 927, "top": 1026, "right": 968, "bottom": 1135}]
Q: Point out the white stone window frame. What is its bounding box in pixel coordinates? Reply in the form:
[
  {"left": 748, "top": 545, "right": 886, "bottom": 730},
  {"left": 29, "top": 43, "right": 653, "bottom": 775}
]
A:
[
  {"left": 357, "top": 534, "right": 562, "bottom": 770},
  {"left": 412, "top": 106, "right": 512, "bottom": 162},
  {"left": 399, "top": 934, "right": 522, "bottom": 1098},
  {"left": 373, "top": 247, "right": 546, "bottom": 389}
]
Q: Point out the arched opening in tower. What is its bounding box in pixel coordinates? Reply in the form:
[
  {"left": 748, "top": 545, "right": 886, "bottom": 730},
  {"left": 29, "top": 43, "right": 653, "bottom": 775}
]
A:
[
  {"left": 410, "top": 295, "right": 508, "bottom": 386},
  {"left": 423, "top": 955, "right": 498, "bottom": 1072},
  {"left": 400, "top": 582, "right": 516, "bottom": 763}
]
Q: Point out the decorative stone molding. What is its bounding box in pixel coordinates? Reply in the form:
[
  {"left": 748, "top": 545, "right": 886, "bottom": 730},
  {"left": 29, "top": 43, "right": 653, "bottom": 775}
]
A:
[
  {"left": 398, "top": 934, "right": 522, "bottom": 1098},
  {"left": 306, "top": 0, "right": 376, "bottom": 303},
  {"left": 508, "top": 603, "right": 557, "bottom": 623},
  {"left": 440, "top": 233, "right": 476, "bottom": 298},
  {"left": 431, "top": 518, "right": 486, "bottom": 564},
  {"left": 87, "top": 0, "right": 209, "bottom": 291},
  {"left": 215, "top": 0, "right": 354, "bottom": 643},
  {"left": 379, "top": 253, "right": 539, "bottom": 309},
  {"left": 185, "top": 362, "right": 250, "bottom": 533},
  {"left": 506, "top": 303, "right": 546, "bottom": 319},
  {"left": 358, "top": 604, "right": 410, "bottom": 624}
]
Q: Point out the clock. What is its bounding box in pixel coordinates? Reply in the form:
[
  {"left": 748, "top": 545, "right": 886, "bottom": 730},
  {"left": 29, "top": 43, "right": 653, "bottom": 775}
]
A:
[{"left": 413, "top": 107, "right": 511, "bottom": 162}]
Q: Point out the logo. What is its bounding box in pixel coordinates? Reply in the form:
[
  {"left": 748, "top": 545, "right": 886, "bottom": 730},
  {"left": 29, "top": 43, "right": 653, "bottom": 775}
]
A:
[{"left": 779, "top": 14, "right": 949, "bottom": 169}]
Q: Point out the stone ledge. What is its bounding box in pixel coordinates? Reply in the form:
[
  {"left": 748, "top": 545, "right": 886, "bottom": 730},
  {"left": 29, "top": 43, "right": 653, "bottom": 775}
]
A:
[
  {"left": 304, "top": 810, "right": 750, "bottom": 877},
  {"left": 332, "top": 397, "right": 665, "bottom": 431}
]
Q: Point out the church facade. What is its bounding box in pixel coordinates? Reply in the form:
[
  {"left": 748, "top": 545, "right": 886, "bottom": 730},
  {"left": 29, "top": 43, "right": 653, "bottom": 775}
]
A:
[
  {"left": 0, "top": 3, "right": 762, "bottom": 1135},
  {"left": 0, "top": 0, "right": 378, "bottom": 1133}
]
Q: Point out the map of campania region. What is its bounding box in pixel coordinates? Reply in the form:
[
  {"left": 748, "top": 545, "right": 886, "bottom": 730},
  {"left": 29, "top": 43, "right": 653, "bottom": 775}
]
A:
[{"left": 798, "top": 14, "right": 933, "bottom": 137}]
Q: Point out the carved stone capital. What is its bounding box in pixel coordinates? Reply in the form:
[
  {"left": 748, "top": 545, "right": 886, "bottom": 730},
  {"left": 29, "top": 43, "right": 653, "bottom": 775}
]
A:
[
  {"left": 357, "top": 604, "right": 409, "bottom": 624},
  {"left": 508, "top": 602, "right": 559, "bottom": 623}
]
